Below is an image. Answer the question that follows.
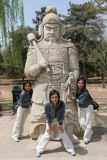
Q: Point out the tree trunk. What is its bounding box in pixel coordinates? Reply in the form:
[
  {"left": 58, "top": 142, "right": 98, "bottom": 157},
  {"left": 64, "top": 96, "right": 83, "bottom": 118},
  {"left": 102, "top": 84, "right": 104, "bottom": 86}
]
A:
[
  {"left": 101, "top": 73, "right": 105, "bottom": 88},
  {"left": 82, "top": 62, "right": 87, "bottom": 79}
]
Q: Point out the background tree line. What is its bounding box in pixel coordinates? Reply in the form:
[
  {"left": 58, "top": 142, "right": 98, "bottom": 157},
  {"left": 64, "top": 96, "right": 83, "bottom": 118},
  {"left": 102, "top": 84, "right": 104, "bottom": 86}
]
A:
[
  {"left": 0, "top": 0, "right": 107, "bottom": 87},
  {"left": 0, "top": 0, "right": 34, "bottom": 78}
]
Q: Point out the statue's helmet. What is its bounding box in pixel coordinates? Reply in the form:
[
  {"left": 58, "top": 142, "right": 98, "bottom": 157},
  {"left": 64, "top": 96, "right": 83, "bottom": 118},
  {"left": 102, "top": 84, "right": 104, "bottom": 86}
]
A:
[{"left": 38, "top": 6, "right": 65, "bottom": 37}]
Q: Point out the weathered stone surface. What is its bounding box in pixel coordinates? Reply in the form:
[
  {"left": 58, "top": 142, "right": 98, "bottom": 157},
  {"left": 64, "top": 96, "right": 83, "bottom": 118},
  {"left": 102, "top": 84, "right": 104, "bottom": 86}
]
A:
[{"left": 24, "top": 6, "right": 80, "bottom": 140}]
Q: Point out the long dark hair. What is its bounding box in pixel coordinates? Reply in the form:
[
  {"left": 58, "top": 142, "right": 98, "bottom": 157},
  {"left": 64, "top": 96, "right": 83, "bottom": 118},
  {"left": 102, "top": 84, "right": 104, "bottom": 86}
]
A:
[
  {"left": 76, "top": 76, "right": 86, "bottom": 92},
  {"left": 49, "top": 89, "right": 60, "bottom": 103},
  {"left": 23, "top": 81, "right": 32, "bottom": 91}
]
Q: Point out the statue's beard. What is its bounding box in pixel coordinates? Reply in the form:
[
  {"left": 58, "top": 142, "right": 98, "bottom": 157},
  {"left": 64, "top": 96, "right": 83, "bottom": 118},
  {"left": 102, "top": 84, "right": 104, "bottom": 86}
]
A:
[{"left": 44, "top": 36, "right": 58, "bottom": 42}]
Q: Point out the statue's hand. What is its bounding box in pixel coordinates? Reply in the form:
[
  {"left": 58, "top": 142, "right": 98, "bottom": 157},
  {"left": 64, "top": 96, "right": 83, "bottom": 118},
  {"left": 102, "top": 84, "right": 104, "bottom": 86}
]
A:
[
  {"left": 68, "top": 72, "right": 75, "bottom": 81},
  {"left": 66, "top": 72, "right": 75, "bottom": 86},
  {"left": 39, "top": 58, "right": 49, "bottom": 68}
]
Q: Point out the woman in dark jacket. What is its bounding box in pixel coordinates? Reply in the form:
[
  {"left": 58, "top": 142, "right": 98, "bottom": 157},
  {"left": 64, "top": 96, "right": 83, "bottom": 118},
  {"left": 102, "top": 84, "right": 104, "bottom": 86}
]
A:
[
  {"left": 68, "top": 76, "right": 94, "bottom": 144},
  {"left": 71, "top": 77, "right": 94, "bottom": 144},
  {"left": 12, "top": 82, "right": 32, "bottom": 142},
  {"left": 36, "top": 89, "right": 76, "bottom": 157}
]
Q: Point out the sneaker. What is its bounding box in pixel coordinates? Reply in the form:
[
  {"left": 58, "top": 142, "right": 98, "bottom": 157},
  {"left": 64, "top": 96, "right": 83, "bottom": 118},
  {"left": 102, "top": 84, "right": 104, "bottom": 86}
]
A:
[
  {"left": 70, "top": 149, "right": 76, "bottom": 156},
  {"left": 84, "top": 139, "right": 89, "bottom": 144},
  {"left": 12, "top": 137, "right": 19, "bottom": 142},
  {"left": 18, "top": 135, "right": 24, "bottom": 140},
  {"left": 36, "top": 151, "right": 41, "bottom": 157}
]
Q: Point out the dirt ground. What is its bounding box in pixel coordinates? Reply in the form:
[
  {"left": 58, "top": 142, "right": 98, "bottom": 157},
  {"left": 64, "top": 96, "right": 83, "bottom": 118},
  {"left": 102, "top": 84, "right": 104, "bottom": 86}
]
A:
[
  {"left": 87, "top": 83, "right": 107, "bottom": 98},
  {"left": 0, "top": 85, "right": 13, "bottom": 100}
]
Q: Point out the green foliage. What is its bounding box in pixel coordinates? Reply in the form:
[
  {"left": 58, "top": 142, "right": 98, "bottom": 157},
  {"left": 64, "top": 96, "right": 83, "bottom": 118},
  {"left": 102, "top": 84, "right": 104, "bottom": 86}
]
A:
[
  {"left": 66, "top": 2, "right": 100, "bottom": 25},
  {"left": 32, "top": 7, "right": 46, "bottom": 31},
  {"left": 0, "top": 0, "right": 24, "bottom": 46},
  {"left": 64, "top": 2, "right": 103, "bottom": 41},
  {"left": 94, "top": 0, "right": 107, "bottom": 12},
  {"left": 63, "top": 1, "right": 106, "bottom": 77},
  {"left": 2, "top": 27, "right": 34, "bottom": 77},
  {"left": 0, "top": 0, "right": 26, "bottom": 77},
  {"left": 0, "top": 0, "right": 7, "bottom": 46}
]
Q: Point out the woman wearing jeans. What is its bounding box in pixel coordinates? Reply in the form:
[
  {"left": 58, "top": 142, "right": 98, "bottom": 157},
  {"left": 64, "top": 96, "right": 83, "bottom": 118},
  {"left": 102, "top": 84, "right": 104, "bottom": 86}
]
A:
[{"left": 36, "top": 89, "right": 76, "bottom": 157}]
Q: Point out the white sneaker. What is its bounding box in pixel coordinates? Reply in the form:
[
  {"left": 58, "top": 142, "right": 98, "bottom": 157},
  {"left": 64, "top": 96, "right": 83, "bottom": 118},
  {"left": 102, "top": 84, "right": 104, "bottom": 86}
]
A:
[
  {"left": 84, "top": 139, "right": 89, "bottom": 144},
  {"left": 12, "top": 137, "right": 19, "bottom": 142},
  {"left": 84, "top": 130, "right": 93, "bottom": 144},
  {"left": 70, "top": 149, "right": 76, "bottom": 156},
  {"left": 36, "top": 151, "right": 41, "bottom": 157}
]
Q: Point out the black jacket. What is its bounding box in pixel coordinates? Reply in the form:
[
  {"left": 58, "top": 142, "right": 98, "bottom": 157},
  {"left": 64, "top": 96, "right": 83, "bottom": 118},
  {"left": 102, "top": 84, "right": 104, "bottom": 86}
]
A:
[{"left": 76, "top": 88, "right": 92, "bottom": 108}]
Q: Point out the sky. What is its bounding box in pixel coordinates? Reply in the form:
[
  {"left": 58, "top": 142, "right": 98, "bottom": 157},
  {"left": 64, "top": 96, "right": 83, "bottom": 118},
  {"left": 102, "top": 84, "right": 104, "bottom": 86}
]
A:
[
  {"left": 23, "top": 0, "right": 89, "bottom": 27},
  {"left": 23, "top": 0, "right": 107, "bottom": 39}
]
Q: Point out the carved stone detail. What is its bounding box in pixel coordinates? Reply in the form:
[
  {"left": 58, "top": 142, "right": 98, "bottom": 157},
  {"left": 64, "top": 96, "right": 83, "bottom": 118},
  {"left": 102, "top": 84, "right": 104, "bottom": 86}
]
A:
[{"left": 25, "top": 6, "right": 80, "bottom": 140}]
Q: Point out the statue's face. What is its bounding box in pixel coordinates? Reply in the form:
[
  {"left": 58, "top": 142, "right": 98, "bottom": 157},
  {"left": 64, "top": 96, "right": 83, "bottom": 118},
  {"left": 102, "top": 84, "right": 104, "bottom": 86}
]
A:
[{"left": 44, "top": 24, "right": 59, "bottom": 42}]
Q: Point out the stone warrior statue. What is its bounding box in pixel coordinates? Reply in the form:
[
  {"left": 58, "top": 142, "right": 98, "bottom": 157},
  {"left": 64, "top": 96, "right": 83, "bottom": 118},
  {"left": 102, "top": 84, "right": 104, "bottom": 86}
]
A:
[{"left": 25, "top": 6, "right": 80, "bottom": 142}]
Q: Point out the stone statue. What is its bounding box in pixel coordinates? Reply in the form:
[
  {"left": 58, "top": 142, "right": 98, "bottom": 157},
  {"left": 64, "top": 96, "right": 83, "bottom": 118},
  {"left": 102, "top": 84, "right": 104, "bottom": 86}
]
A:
[{"left": 25, "top": 6, "right": 80, "bottom": 142}]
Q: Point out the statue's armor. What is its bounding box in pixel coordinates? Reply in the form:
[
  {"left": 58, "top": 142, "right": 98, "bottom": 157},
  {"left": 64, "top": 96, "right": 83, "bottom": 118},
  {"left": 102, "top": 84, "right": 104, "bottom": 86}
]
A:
[
  {"left": 33, "top": 44, "right": 69, "bottom": 102},
  {"left": 25, "top": 6, "right": 80, "bottom": 142},
  {"left": 32, "top": 44, "right": 78, "bottom": 103},
  {"left": 25, "top": 41, "right": 80, "bottom": 140}
]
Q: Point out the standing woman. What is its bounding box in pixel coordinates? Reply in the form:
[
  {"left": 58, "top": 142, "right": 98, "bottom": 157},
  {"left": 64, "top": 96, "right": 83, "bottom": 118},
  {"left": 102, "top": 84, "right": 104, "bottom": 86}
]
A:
[
  {"left": 75, "top": 77, "right": 94, "bottom": 144},
  {"left": 36, "top": 89, "right": 76, "bottom": 157},
  {"left": 12, "top": 81, "right": 32, "bottom": 142}
]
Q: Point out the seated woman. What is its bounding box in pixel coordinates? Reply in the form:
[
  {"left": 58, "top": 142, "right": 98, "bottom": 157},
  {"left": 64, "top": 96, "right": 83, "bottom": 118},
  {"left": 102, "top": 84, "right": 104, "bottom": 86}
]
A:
[{"left": 36, "top": 89, "right": 76, "bottom": 157}]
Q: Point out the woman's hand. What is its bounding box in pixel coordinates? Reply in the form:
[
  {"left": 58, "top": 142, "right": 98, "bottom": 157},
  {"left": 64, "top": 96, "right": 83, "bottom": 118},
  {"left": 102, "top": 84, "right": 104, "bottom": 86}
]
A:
[
  {"left": 67, "top": 92, "right": 75, "bottom": 100},
  {"left": 39, "top": 58, "right": 48, "bottom": 68}
]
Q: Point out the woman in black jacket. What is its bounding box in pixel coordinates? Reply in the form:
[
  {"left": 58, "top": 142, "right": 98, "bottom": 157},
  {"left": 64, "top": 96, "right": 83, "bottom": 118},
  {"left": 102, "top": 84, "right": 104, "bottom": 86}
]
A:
[
  {"left": 68, "top": 77, "right": 94, "bottom": 144},
  {"left": 12, "top": 81, "right": 32, "bottom": 142},
  {"left": 76, "top": 77, "right": 94, "bottom": 144},
  {"left": 36, "top": 90, "right": 76, "bottom": 157}
]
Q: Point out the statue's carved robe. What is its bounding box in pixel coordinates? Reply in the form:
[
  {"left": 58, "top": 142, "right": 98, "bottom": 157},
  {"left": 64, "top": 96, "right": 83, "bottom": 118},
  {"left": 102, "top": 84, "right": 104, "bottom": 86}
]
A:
[{"left": 25, "top": 40, "right": 80, "bottom": 140}]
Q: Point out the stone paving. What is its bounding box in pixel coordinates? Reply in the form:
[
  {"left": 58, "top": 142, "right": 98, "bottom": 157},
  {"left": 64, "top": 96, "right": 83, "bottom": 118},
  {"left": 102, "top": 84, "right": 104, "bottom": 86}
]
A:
[{"left": 0, "top": 111, "right": 107, "bottom": 160}]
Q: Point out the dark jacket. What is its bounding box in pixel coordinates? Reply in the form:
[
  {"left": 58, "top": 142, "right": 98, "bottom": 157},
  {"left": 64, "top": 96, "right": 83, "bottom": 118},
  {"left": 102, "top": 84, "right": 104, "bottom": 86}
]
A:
[
  {"left": 17, "top": 90, "right": 31, "bottom": 108},
  {"left": 76, "top": 88, "right": 92, "bottom": 108},
  {"left": 45, "top": 100, "right": 65, "bottom": 125}
]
